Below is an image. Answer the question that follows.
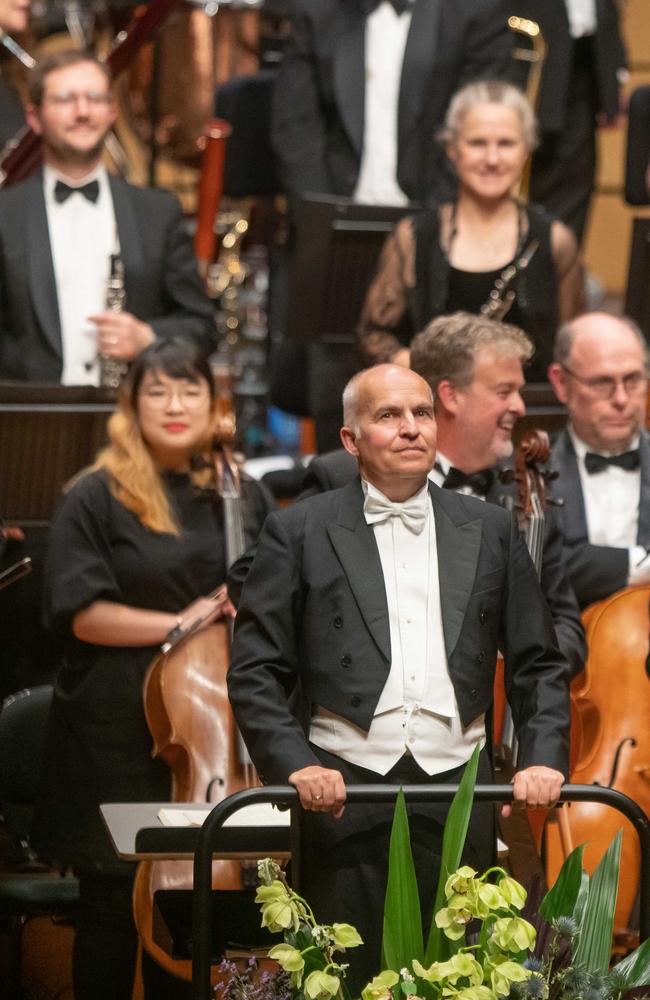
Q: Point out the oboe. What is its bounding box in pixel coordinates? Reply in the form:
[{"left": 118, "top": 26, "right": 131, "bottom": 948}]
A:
[{"left": 100, "top": 252, "right": 128, "bottom": 389}]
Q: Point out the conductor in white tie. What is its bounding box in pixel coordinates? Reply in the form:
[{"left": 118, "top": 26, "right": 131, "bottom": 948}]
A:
[{"left": 228, "top": 364, "right": 569, "bottom": 990}]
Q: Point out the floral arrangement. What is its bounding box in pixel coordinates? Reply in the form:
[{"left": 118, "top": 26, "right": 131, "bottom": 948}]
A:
[{"left": 216, "top": 747, "right": 650, "bottom": 1000}]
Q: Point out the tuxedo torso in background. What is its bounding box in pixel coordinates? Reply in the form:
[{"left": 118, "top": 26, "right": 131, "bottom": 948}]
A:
[
  {"left": 549, "top": 428, "right": 650, "bottom": 608},
  {"left": 512, "top": 0, "right": 627, "bottom": 241},
  {"left": 0, "top": 170, "right": 215, "bottom": 382},
  {"left": 271, "top": 0, "right": 513, "bottom": 208},
  {"left": 300, "top": 449, "right": 585, "bottom": 677}
]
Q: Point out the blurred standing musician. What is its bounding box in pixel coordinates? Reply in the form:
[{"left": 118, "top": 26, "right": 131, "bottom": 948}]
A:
[
  {"left": 359, "top": 82, "right": 584, "bottom": 381},
  {"left": 301, "top": 313, "right": 585, "bottom": 679},
  {"left": 33, "top": 339, "right": 275, "bottom": 1000},
  {"left": 547, "top": 313, "right": 650, "bottom": 609},
  {"left": 271, "top": 0, "right": 513, "bottom": 212},
  {"left": 513, "top": 0, "right": 627, "bottom": 244},
  {"left": 0, "top": 49, "right": 214, "bottom": 384},
  {"left": 0, "top": 0, "right": 32, "bottom": 145},
  {"left": 229, "top": 363, "right": 569, "bottom": 991}
]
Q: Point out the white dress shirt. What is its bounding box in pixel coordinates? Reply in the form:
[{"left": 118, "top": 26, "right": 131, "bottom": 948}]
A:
[
  {"left": 564, "top": 0, "right": 597, "bottom": 38},
  {"left": 44, "top": 164, "right": 118, "bottom": 386},
  {"left": 309, "top": 479, "right": 485, "bottom": 775},
  {"left": 568, "top": 427, "right": 643, "bottom": 578},
  {"left": 353, "top": 2, "right": 411, "bottom": 207}
]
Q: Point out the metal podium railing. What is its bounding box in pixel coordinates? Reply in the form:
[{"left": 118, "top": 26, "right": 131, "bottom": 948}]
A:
[{"left": 191, "top": 784, "right": 650, "bottom": 1000}]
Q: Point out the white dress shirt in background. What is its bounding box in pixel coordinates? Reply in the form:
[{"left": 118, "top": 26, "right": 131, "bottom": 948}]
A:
[
  {"left": 44, "top": 164, "right": 117, "bottom": 386},
  {"left": 354, "top": 2, "right": 412, "bottom": 206}
]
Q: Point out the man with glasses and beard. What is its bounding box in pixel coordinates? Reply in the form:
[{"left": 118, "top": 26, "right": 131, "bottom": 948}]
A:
[
  {"left": 547, "top": 313, "right": 650, "bottom": 609},
  {"left": 0, "top": 49, "right": 213, "bottom": 383}
]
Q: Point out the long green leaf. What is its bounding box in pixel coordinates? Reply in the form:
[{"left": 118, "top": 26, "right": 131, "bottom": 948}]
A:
[
  {"left": 572, "top": 870, "right": 590, "bottom": 932},
  {"left": 540, "top": 843, "right": 585, "bottom": 922},
  {"left": 423, "top": 745, "right": 480, "bottom": 965},
  {"left": 573, "top": 829, "right": 622, "bottom": 975},
  {"left": 382, "top": 788, "right": 424, "bottom": 972},
  {"left": 611, "top": 938, "right": 650, "bottom": 987}
]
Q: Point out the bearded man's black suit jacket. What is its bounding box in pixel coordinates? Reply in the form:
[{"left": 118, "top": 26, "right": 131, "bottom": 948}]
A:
[
  {"left": 228, "top": 479, "right": 570, "bottom": 788},
  {"left": 0, "top": 171, "right": 215, "bottom": 382}
]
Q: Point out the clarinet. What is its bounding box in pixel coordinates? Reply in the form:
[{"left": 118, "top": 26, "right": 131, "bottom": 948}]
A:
[
  {"left": 480, "top": 238, "right": 540, "bottom": 321},
  {"left": 100, "top": 253, "right": 128, "bottom": 389}
]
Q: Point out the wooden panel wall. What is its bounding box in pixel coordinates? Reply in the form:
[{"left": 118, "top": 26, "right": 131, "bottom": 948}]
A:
[{"left": 584, "top": 0, "right": 650, "bottom": 294}]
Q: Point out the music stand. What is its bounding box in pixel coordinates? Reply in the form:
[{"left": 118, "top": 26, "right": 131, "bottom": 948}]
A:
[
  {"left": 283, "top": 196, "right": 412, "bottom": 450},
  {"left": 285, "top": 195, "right": 412, "bottom": 346},
  {"left": 0, "top": 384, "right": 115, "bottom": 524},
  {"left": 625, "top": 219, "right": 650, "bottom": 340}
]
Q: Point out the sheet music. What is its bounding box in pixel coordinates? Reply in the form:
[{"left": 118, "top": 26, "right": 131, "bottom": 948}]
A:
[{"left": 157, "top": 803, "right": 290, "bottom": 829}]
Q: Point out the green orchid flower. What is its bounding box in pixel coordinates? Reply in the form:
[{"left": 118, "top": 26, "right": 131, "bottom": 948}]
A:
[
  {"left": 488, "top": 960, "right": 531, "bottom": 997},
  {"left": 450, "top": 986, "right": 497, "bottom": 1000},
  {"left": 361, "top": 970, "right": 400, "bottom": 1000},
  {"left": 304, "top": 970, "right": 341, "bottom": 1000},
  {"left": 268, "top": 944, "right": 306, "bottom": 986},
  {"left": 490, "top": 917, "right": 536, "bottom": 953},
  {"left": 497, "top": 877, "right": 527, "bottom": 911},
  {"left": 255, "top": 881, "right": 301, "bottom": 933},
  {"left": 435, "top": 894, "right": 474, "bottom": 940},
  {"left": 445, "top": 866, "right": 479, "bottom": 899},
  {"left": 331, "top": 923, "right": 364, "bottom": 950}
]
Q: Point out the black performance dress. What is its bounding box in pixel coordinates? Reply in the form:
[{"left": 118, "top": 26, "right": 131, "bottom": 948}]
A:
[
  {"left": 359, "top": 202, "right": 558, "bottom": 382},
  {"left": 33, "top": 468, "right": 274, "bottom": 998}
]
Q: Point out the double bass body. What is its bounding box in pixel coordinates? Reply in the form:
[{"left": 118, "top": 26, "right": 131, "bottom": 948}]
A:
[
  {"left": 132, "top": 621, "right": 256, "bottom": 981},
  {"left": 545, "top": 586, "right": 650, "bottom": 937}
]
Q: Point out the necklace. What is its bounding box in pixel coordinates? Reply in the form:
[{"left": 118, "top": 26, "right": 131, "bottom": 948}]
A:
[{"left": 443, "top": 200, "right": 527, "bottom": 267}]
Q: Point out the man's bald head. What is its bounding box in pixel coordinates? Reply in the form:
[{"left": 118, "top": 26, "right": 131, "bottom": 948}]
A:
[
  {"left": 549, "top": 312, "right": 648, "bottom": 453},
  {"left": 342, "top": 364, "right": 433, "bottom": 434}
]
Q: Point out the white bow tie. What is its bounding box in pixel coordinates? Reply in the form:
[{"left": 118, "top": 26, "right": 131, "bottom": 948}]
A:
[{"left": 363, "top": 491, "right": 428, "bottom": 534}]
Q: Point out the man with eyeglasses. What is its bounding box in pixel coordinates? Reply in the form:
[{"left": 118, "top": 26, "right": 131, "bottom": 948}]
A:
[
  {"left": 0, "top": 49, "right": 214, "bottom": 383},
  {"left": 547, "top": 312, "right": 650, "bottom": 608}
]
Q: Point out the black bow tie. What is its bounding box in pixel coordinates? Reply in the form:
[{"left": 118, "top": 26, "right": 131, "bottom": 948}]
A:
[
  {"left": 54, "top": 179, "right": 100, "bottom": 204},
  {"left": 365, "top": 0, "right": 412, "bottom": 14},
  {"left": 439, "top": 464, "right": 495, "bottom": 497},
  {"left": 584, "top": 449, "right": 640, "bottom": 475}
]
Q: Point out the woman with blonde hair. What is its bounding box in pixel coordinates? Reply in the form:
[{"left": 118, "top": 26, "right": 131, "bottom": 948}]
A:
[
  {"left": 359, "top": 80, "right": 585, "bottom": 381},
  {"left": 34, "top": 337, "right": 274, "bottom": 999}
]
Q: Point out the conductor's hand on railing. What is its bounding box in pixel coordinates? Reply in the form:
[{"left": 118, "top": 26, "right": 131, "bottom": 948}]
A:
[
  {"left": 502, "top": 765, "right": 564, "bottom": 817},
  {"left": 288, "top": 765, "right": 347, "bottom": 819}
]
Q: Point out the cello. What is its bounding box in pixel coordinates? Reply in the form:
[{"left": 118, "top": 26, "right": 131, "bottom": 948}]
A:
[
  {"left": 132, "top": 416, "right": 259, "bottom": 982},
  {"left": 492, "top": 428, "right": 557, "bottom": 881},
  {"left": 544, "top": 585, "right": 650, "bottom": 944}
]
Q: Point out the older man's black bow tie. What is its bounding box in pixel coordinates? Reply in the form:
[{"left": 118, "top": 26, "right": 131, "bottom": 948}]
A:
[
  {"left": 365, "top": 0, "right": 413, "bottom": 14},
  {"left": 439, "top": 464, "right": 495, "bottom": 496},
  {"left": 54, "top": 179, "right": 100, "bottom": 204},
  {"left": 584, "top": 450, "right": 640, "bottom": 475}
]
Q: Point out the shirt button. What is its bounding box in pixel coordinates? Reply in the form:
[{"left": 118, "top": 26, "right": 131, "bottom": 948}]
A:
[
  {"left": 350, "top": 695, "right": 361, "bottom": 707},
  {"left": 341, "top": 655, "right": 351, "bottom": 668},
  {"left": 333, "top": 616, "right": 343, "bottom": 629},
  {"left": 476, "top": 650, "right": 486, "bottom": 663},
  {"left": 408, "top": 736, "right": 415, "bottom": 744},
  {"left": 479, "top": 610, "right": 487, "bottom": 626},
  {"left": 471, "top": 688, "right": 478, "bottom": 699}
]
